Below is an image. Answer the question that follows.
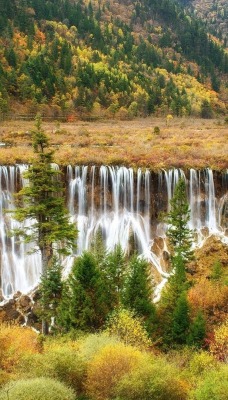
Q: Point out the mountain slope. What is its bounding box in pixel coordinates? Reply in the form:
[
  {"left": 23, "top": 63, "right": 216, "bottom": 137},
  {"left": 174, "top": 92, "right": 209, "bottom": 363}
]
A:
[
  {"left": 0, "top": 0, "right": 227, "bottom": 119},
  {"left": 181, "top": 0, "right": 228, "bottom": 45}
]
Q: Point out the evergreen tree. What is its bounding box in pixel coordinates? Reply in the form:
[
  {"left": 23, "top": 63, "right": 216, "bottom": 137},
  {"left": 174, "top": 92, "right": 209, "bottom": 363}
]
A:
[
  {"left": 123, "top": 255, "right": 156, "bottom": 333},
  {"left": 13, "top": 115, "right": 77, "bottom": 271},
  {"left": 158, "top": 178, "right": 194, "bottom": 347},
  {"left": 210, "top": 260, "right": 223, "bottom": 281},
  {"left": 166, "top": 177, "right": 193, "bottom": 264},
  {"left": 6, "top": 47, "right": 17, "bottom": 68},
  {"left": 38, "top": 257, "right": 63, "bottom": 330},
  {"left": 102, "top": 244, "right": 127, "bottom": 309},
  {"left": 11, "top": 115, "right": 77, "bottom": 333},
  {"left": 187, "top": 310, "right": 206, "bottom": 348},
  {"left": 201, "top": 99, "right": 213, "bottom": 119},
  {"left": 172, "top": 291, "right": 190, "bottom": 344},
  {"left": 158, "top": 255, "right": 189, "bottom": 346},
  {"left": 58, "top": 251, "right": 109, "bottom": 332}
]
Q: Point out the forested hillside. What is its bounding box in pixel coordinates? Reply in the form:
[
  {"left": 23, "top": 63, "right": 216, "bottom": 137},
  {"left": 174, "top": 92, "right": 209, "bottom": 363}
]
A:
[
  {"left": 0, "top": 0, "right": 227, "bottom": 120},
  {"left": 181, "top": 0, "right": 228, "bottom": 45}
]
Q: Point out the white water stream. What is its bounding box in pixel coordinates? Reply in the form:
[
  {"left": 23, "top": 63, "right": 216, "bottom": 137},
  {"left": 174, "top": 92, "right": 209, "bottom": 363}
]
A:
[{"left": 0, "top": 166, "right": 227, "bottom": 299}]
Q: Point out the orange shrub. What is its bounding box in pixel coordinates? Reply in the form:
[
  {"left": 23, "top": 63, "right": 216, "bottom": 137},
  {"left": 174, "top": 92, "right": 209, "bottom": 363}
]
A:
[
  {"left": 0, "top": 325, "right": 40, "bottom": 372},
  {"left": 188, "top": 279, "right": 228, "bottom": 317}
]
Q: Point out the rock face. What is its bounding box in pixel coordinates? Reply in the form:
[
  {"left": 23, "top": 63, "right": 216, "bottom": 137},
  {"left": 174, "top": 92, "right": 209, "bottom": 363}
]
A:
[
  {"left": 151, "top": 237, "right": 171, "bottom": 273},
  {"left": 0, "top": 291, "right": 41, "bottom": 330},
  {"left": 0, "top": 298, "right": 24, "bottom": 324}
]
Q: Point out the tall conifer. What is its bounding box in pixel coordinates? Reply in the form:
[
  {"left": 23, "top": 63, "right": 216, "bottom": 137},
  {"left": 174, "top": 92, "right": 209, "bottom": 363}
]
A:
[
  {"left": 13, "top": 114, "right": 77, "bottom": 274},
  {"left": 11, "top": 115, "right": 77, "bottom": 333},
  {"left": 123, "top": 255, "right": 156, "bottom": 333},
  {"left": 158, "top": 178, "right": 193, "bottom": 347}
]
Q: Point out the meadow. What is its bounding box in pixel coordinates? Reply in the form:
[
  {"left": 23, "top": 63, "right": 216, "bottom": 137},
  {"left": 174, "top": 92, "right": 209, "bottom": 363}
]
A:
[{"left": 0, "top": 117, "right": 227, "bottom": 170}]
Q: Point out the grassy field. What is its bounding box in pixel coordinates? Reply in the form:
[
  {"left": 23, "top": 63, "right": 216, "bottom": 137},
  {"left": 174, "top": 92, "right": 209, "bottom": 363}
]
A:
[{"left": 0, "top": 117, "right": 227, "bottom": 169}]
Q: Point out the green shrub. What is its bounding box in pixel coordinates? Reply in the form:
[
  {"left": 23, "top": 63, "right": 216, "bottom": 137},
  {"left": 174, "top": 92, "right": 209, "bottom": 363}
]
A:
[
  {"left": 116, "top": 356, "right": 188, "bottom": 400},
  {"left": 154, "top": 126, "right": 160, "bottom": 135},
  {"left": 188, "top": 351, "right": 218, "bottom": 378},
  {"left": 190, "top": 367, "right": 228, "bottom": 400},
  {"left": 0, "top": 377, "right": 76, "bottom": 400},
  {"left": 79, "top": 333, "right": 119, "bottom": 360},
  {"left": 17, "top": 344, "right": 86, "bottom": 393}
]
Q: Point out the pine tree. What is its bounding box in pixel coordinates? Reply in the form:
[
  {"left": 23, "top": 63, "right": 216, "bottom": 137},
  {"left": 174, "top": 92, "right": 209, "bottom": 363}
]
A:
[
  {"left": 38, "top": 257, "right": 63, "bottom": 329},
  {"left": 102, "top": 244, "right": 127, "bottom": 309},
  {"left": 187, "top": 310, "right": 206, "bottom": 348},
  {"left": 123, "top": 255, "right": 156, "bottom": 333},
  {"left": 58, "top": 251, "right": 109, "bottom": 332},
  {"left": 12, "top": 114, "right": 77, "bottom": 273},
  {"left": 11, "top": 115, "right": 77, "bottom": 333},
  {"left": 172, "top": 291, "right": 190, "bottom": 344},
  {"left": 158, "top": 255, "right": 189, "bottom": 346},
  {"left": 158, "top": 178, "right": 194, "bottom": 347},
  {"left": 166, "top": 177, "right": 193, "bottom": 265}
]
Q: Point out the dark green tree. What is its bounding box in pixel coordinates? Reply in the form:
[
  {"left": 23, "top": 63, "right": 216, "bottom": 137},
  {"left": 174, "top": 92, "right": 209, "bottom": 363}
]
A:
[
  {"left": 166, "top": 178, "right": 194, "bottom": 265},
  {"left": 5, "top": 47, "right": 17, "bottom": 68},
  {"left": 123, "top": 255, "right": 156, "bottom": 334},
  {"left": 58, "top": 251, "right": 109, "bottom": 332},
  {"left": 187, "top": 310, "right": 206, "bottom": 348},
  {"left": 13, "top": 114, "right": 77, "bottom": 271},
  {"left": 102, "top": 244, "right": 127, "bottom": 309},
  {"left": 201, "top": 99, "right": 214, "bottom": 119},
  {"left": 38, "top": 257, "right": 63, "bottom": 330},
  {"left": 11, "top": 115, "right": 77, "bottom": 333},
  {"left": 172, "top": 291, "right": 190, "bottom": 344},
  {"left": 158, "top": 178, "right": 194, "bottom": 347}
]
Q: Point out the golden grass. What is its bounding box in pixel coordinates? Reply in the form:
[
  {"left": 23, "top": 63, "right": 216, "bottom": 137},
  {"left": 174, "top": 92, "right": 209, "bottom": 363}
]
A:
[{"left": 0, "top": 117, "right": 227, "bottom": 169}]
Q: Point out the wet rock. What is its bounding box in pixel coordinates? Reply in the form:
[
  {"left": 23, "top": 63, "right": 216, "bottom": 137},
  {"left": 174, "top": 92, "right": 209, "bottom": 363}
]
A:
[
  {"left": 154, "top": 237, "right": 164, "bottom": 250},
  {"left": 0, "top": 289, "right": 4, "bottom": 303},
  {"left": 162, "top": 250, "right": 170, "bottom": 261},
  {"left": 201, "top": 227, "right": 209, "bottom": 238},
  {"left": 151, "top": 242, "right": 161, "bottom": 257},
  {"left": 16, "top": 294, "right": 32, "bottom": 313},
  {"left": 151, "top": 237, "right": 165, "bottom": 257},
  {"left": 0, "top": 299, "right": 25, "bottom": 324},
  {"left": 13, "top": 291, "right": 22, "bottom": 300},
  {"left": 26, "top": 310, "right": 39, "bottom": 327}
]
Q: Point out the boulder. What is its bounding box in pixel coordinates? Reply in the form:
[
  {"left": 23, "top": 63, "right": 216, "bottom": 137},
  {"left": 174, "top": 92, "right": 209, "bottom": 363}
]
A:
[{"left": 0, "top": 299, "right": 25, "bottom": 324}]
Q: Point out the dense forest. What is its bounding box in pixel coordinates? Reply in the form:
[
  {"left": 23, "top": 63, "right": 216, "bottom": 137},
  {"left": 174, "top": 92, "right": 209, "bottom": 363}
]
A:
[
  {"left": 181, "top": 0, "right": 228, "bottom": 44},
  {"left": 0, "top": 0, "right": 227, "bottom": 120}
]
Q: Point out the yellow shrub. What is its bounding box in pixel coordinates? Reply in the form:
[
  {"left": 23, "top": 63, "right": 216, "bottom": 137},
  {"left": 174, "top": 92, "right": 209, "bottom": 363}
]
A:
[
  {"left": 209, "top": 318, "right": 228, "bottom": 362},
  {"left": 105, "top": 308, "right": 151, "bottom": 350},
  {"left": 85, "top": 343, "right": 145, "bottom": 400}
]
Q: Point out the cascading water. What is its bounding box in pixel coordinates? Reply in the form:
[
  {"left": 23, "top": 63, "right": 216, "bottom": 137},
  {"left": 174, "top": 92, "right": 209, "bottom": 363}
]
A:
[
  {"left": 0, "top": 166, "right": 227, "bottom": 299},
  {"left": 0, "top": 166, "right": 41, "bottom": 298}
]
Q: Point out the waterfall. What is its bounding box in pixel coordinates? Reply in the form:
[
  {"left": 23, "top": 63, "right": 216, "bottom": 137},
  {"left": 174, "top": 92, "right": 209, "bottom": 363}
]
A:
[
  {"left": 0, "top": 166, "right": 227, "bottom": 299},
  {"left": 0, "top": 166, "right": 41, "bottom": 298}
]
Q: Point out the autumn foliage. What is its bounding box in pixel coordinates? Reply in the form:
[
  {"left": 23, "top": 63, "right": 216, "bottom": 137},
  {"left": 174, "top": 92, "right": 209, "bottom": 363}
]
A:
[
  {"left": 0, "top": 325, "right": 40, "bottom": 372},
  {"left": 85, "top": 343, "right": 144, "bottom": 400}
]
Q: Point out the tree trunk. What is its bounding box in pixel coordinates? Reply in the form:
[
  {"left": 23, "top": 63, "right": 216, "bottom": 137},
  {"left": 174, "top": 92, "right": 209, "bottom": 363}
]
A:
[{"left": 41, "top": 244, "right": 52, "bottom": 335}]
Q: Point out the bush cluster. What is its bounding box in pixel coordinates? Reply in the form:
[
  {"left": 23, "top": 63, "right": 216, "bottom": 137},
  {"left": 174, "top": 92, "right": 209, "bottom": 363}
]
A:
[{"left": 0, "top": 325, "right": 228, "bottom": 400}]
